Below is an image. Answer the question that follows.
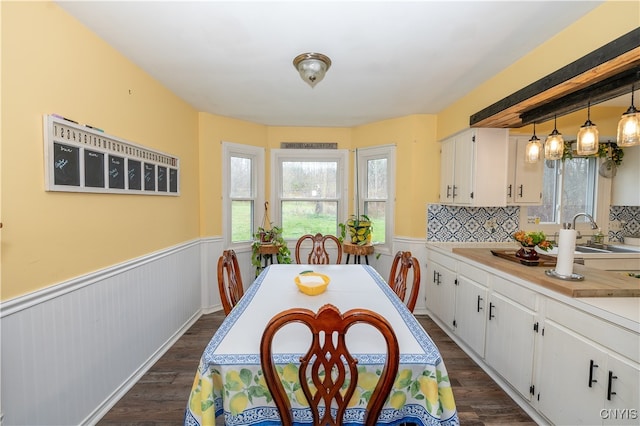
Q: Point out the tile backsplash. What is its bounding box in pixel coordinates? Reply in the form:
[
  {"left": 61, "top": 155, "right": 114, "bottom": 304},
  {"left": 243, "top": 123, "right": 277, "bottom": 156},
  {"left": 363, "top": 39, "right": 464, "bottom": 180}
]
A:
[
  {"left": 427, "top": 204, "right": 520, "bottom": 242},
  {"left": 609, "top": 205, "right": 640, "bottom": 242},
  {"left": 427, "top": 204, "right": 640, "bottom": 243}
]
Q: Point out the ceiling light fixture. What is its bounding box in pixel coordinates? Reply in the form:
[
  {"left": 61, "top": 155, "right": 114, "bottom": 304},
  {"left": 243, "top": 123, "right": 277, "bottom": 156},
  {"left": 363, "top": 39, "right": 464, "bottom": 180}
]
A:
[
  {"left": 293, "top": 52, "right": 331, "bottom": 88},
  {"left": 544, "top": 115, "right": 564, "bottom": 160},
  {"left": 576, "top": 101, "right": 599, "bottom": 156},
  {"left": 525, "top": 122, "right": 542, "bottom": 163},
  {"left": 616, "top": 84, "right": 640, "bottom": 147}
]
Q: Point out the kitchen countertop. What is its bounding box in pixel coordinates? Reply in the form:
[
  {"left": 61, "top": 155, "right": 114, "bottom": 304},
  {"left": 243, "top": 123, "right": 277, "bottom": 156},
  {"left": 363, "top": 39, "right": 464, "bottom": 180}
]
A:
[{"left": 450, "top": 247, "right": 640, "bottom": 297}]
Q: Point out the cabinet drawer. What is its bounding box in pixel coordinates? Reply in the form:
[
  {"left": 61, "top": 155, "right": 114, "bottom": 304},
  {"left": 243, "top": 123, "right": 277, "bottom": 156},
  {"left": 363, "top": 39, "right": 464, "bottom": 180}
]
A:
[
  {"left": 458, "top": 262, "right": 488, "bottom": 286},
  {"left": 545, "top": 298, "right": 639, "bottom": 363},
  {"left": 492, "top": 275, "right": 537, "bottom": 311},
  {"left": 428, "top": 250, "right": 457, "bottom": 271}
]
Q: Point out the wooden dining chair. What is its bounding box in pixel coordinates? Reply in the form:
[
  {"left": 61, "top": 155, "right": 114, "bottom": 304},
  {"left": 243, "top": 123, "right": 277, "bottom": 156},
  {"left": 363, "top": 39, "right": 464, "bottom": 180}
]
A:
[
  {"left": 217, "top": 249, "right": 244, "bottom": 315},
  {"left": 388, "top": 251, "right": 421, "bottom": 312},
  {"left": 260, "top": 303, "right": 399, "bottom": 426},
  {"left": 294, "top": 233, "right": 343, "bottom": 264}
]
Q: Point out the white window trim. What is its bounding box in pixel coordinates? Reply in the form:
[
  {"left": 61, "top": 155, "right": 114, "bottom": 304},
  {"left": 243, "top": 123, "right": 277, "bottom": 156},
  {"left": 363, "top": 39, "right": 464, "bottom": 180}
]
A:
[
  {"left": 222, "top": 142, "right": 265, "bottom": 248},
  {"left": 270, "top": 149, "right": 349, "bottom": 241},
  {"left": 357, "top": 145, "right": 396, "bottom": 254}
]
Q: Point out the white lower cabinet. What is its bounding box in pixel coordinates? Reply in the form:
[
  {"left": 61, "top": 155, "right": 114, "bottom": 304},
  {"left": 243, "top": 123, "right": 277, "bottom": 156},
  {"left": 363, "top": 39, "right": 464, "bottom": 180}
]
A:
[
  {"left": 485, "top": 276, "right": 538, "bottom": 401},
  {"left": 426, "top": 251, "right": 457, "bottom": 330},
  {"left": 537, "top": 299, "right": 640, "bottom": 425},
  {"left": 425, "top": 247, "right": 640, "bottom": 425},
  {"left": 454, "top": 263, "right": 488, "bottom": 357}
]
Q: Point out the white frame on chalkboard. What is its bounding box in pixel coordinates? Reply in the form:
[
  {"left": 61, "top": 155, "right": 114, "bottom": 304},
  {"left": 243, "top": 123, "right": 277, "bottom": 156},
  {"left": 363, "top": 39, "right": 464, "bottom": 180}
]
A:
[{"left": 43, "top": 114, "right": 180, "bottom": 195}]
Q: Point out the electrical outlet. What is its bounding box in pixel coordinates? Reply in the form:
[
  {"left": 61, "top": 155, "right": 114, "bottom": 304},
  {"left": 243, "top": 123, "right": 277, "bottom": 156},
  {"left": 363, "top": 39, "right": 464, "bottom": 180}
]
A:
[
  {"left": 484, "top": 219, "right": 497, "bottom": 233},
  {"left": 610, "top": 220, "right": 626, "bottom": 231}
]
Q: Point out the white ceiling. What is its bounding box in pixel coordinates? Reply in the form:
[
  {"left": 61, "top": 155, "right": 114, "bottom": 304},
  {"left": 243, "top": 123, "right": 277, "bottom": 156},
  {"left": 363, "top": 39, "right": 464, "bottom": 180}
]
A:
[{"left": 56, "top": 1, "right": 608, "bottom": 128}]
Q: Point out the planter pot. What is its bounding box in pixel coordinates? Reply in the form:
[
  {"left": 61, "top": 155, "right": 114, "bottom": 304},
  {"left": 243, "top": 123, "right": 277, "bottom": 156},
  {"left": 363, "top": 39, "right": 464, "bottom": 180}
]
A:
[
  {"left": 515, "top": 246, "right": 539, "bottom": 261},
  {"left": 348, "top": 222, "right": 372, "bottom": 245}
]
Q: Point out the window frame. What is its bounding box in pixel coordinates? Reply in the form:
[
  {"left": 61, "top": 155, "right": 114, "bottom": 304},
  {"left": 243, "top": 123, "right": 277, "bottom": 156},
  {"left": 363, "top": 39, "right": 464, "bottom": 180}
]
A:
[
  {"left": 357, "top": 145, "right": 396, "bottom": 253},
  {"left": 270, "top": 149, "right": 349, "bottom": 241},
  {"left": 222, "top": 142, "right": 265, "bottom": 248},
  {"left": 524, "top": 152, "right": 611, "bottom": 238}
]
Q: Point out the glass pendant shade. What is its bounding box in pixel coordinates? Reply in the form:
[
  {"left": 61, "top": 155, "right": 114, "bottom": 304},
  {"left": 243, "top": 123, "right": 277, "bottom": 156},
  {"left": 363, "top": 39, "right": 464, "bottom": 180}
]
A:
[
  {"left": 616, "top": 88, "right": 640, "bottom": 147},
  {"left": 576, "top": 102, "right": 599, "bottom": 155},
  {"left": 525, "top": 123, "right": 542, "bottom": 163},
  {"left": 544, "top": 116, "right": 564, "bottom": 160},
  {"left": 293, "top": 53, "right": 331, "bottom": 88}
]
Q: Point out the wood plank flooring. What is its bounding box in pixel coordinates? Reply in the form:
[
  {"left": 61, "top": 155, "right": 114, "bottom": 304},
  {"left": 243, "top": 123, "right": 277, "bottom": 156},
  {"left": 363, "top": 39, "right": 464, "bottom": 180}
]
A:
[{"left": 98, "top": 312, "right": 536, "bottom": 425}]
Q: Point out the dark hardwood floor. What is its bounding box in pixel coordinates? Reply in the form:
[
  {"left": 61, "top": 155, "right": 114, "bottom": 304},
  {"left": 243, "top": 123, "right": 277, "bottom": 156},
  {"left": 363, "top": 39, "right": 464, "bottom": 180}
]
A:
[{"left": 98, "top": 312, "right": 535, "bottom": 425}]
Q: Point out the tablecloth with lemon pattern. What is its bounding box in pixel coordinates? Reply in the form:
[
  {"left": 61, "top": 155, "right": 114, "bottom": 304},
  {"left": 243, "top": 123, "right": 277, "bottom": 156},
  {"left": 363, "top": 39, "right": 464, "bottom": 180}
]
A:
[{"left": 184, "top": 264, "right": 459, "bottom": 426}]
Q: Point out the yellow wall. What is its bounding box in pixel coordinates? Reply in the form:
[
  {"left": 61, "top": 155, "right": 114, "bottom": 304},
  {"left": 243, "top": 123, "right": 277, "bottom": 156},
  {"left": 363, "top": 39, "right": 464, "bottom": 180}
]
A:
[
  {"left": 352, "top": 115, "right": 438, "bottom": 238},
  {"left": 198, "top": 113, "right": 267, "bottom": 237},
  {"left": 438, "top": 1, "right": 640, "bottom": 140},
  {"left": 2, "top": 0, "right": 636, "bottom": 301},
  {"left": 1, "top": 1, "right": 200, "bottom": 299}
]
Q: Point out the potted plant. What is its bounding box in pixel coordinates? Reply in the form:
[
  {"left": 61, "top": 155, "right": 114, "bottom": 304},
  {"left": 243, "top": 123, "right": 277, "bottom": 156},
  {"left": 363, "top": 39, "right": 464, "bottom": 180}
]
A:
[
  {"left": 339, "top": 214, "right": 373, "bottom": 245},
  {"left": 251, "top": 224, "right": 291, "bottom": 274}
]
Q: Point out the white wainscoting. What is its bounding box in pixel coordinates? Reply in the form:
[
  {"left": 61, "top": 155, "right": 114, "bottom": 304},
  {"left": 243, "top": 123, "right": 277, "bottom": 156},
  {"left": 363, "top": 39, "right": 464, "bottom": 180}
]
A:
[{"left": 0, "top": 238, "right": 223, "bottom": 426}]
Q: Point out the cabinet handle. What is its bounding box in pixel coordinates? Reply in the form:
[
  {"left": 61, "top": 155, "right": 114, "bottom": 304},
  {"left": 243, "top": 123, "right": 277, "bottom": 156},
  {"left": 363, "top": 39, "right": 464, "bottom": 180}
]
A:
[
  {"left": 607, "top": 371, "right": 618, "bottom": 400},
  {"left": 446, "top": 185, "right": 452, "bottom": 198},
  {"left": 477, "top": 295, "right": 483, "bottom": 312},
  {"left": 588, "top": 360, "right": 598, "bottom": 387},
  {"left": 507, "top": 184, "right": 512, "bottom": 198},
  {"left": 433, "top": 270, "right": 441, "bottom": 285},
  {"left": 488, "top": 302, "right": 495, "bottom": 320},
  {"left": 452, "top": 185, "right": 457, "bottom": 198},
  {"left": 518, "top": 184, "right": 524, "bottom": 198}
]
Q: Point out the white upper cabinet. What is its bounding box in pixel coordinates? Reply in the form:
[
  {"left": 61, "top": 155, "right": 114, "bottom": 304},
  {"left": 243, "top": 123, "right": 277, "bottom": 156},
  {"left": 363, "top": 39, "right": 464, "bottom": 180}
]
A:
[
  {"left": 507, "top": 136, "right": 543, "bottom": 205},
  {"left": 611, "top": 145, "right": 640, "bottom": 206},
  {"left": 439, "top": 128, "right": 509, "bottom": 206}
]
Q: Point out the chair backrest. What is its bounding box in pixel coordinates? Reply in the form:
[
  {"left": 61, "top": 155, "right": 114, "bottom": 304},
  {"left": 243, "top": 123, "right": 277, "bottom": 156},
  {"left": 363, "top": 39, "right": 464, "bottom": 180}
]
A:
[
  {"left": 294, "top": 233, "right": 343, "bottom": 264},
  {"left": 388, "top": 251, "right": 421, "bottom": 312},
  {"left": 217, "top": 249, "right": 244, "bottom": 315},
  {"left": 260, "top": 304, "right": 399, "bottom": 426}
]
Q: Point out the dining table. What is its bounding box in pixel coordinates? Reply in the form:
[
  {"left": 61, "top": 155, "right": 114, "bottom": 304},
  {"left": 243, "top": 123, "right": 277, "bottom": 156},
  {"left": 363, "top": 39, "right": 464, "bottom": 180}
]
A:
[{"left": 184, "top": 264, "right": 459, "bottom": 426}]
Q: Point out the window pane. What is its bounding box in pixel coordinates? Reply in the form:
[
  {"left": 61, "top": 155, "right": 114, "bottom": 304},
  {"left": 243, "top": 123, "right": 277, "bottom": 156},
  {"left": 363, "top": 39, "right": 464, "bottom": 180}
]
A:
[
  {"left": 281, "top": 201, "right": 337, "bottom": 239},
  {"left": 230, "top": 156, "right": 252, "bottom": 198},
  {"left": 364, "top": 201, "right": 385, "bottom": 244},
  {"left": 282, "top": 161, "right": 337, "bottom": 198},
  {"left": 366, "top": 158, "right": 387, "bottom": 198},
  {"left": 561, "top": 157, "right": 596, "bottom": 223},
  {"left": 231, "top": 200, "right": 253, "bottom": 242},
  {"left": 528, "top": 161, "right": 559, "bottom": 223}
]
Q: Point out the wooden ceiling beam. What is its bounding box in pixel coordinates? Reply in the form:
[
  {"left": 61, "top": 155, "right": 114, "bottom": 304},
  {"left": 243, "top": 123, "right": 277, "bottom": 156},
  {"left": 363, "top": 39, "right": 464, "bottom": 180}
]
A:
[{"left": 470, "top": 28, "right": 640, "bottom": 128}]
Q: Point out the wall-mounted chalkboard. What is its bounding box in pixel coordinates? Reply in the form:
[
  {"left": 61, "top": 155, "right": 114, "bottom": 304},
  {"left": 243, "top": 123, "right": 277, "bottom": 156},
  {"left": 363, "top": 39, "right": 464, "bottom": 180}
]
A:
[
  {"left": 128, "top": 159, "right": 142, "bottom": 190},
  {"left": 53, "top": 142, "right": 80, "bottom": 186},
  {"left": 84, "top": 149, "right": 104, "bottom": 188},
  {"left": 144, "top": 163, "right": 155, "bottom": 191},
  {"left": 44, "top": 114, "right": 180, "bottom": 195}
]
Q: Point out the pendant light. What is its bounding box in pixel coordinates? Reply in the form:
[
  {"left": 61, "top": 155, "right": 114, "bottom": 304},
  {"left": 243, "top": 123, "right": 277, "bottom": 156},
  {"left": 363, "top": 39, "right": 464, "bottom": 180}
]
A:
[
  {"left": 544, "top": 115, "right": 564, "bottom": 160},
  {"left": 525, "top": 123, "right": 542, "bottom": 163},
  {"left": 576, "top": 101, "right": 599, "bottom": 155},
  {"left": 616, "top": 85, "right": 640, "bottom": 147}
]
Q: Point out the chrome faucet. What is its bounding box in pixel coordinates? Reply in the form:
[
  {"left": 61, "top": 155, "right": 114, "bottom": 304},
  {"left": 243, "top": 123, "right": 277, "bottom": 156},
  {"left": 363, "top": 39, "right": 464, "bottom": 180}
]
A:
[{"left": 572, "top": 213, "right": 598, "bottom": 230}]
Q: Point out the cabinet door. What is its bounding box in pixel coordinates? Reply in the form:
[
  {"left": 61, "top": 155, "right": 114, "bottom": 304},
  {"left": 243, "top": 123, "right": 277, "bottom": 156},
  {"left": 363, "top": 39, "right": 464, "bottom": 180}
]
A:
[
  {"left": 454, "top": 275, "right": 487, "bottom": 357},
  {"left": 537, "top": 321, "right": 606, "bottom": 425},
  {"left": 603, "top": 354, "right": 640, "bottom": 425},
  {"left": 453, "top": 133, "right": 474, "bottom": 205},
  {"left": 508, "top": 137, "right": 543, "bottom": 205},
  {"left": 485, "top": 292, "right": 536, "bottom": 400},
  {"left": 612, "top": 145, "right": 640, "bottom": 206},
  {"left": 513, "top": 138, "right": 543, "bottom": 204},
  {"left": 439, "top": 138, "right": 455, "bottom": 203},
  {"left": 425, "top": 261, "right": 457, "bottom": 330}
]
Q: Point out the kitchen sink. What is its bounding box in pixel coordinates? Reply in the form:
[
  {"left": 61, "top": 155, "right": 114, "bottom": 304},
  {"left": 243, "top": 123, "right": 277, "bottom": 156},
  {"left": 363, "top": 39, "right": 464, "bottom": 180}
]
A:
[{"left": 575, "top": 244, "right": 640, "bottom": 254}]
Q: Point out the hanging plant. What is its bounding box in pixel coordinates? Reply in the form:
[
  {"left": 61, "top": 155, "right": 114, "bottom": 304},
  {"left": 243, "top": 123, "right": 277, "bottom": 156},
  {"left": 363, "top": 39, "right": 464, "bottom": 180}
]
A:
[{"left": 560, "top": 140, "right": 624, "bottom": 166}]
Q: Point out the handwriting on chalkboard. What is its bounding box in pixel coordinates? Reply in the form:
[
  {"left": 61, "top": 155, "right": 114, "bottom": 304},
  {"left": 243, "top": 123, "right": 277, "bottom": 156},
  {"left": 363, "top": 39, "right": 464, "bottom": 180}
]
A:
[
  {"left": 53, "top": 143, "right": 80, "bottom": 186},
  {"left": 128, "top": 159, "right": 141, "bottom": 190},
  {"left": 85, "top": 150, "right": 104, "bottom": 188},
  {"left": 109, "top": 155, "right": 125, "bottom": 189},
  {"left": 144, "top": 163, "right": 155, "bottom": 191}
]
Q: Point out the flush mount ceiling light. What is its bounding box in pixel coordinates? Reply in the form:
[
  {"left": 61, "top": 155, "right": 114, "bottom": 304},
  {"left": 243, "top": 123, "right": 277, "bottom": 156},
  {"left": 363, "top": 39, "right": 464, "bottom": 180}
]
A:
[
  {"left": 544, "top": 115, "right": 564, "bottom": 160},
  {"left": 576, "top": 101, "right": 599, "bottom": 155},
  {"left": 525, "top": 122, "right": 542, "bottom": 163},
  {"left": 617, "top": 85, "right": 640, "bottom": 147},
  {"left": 293, "top": 52, "right": 331, "bottom": 88}
]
